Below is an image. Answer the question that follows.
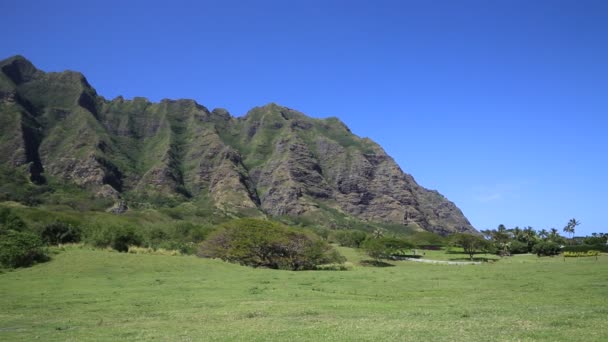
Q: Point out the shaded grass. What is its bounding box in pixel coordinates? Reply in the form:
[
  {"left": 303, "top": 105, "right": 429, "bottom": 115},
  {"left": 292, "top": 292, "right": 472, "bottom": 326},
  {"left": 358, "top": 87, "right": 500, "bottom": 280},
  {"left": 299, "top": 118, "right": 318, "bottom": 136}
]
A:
[{"left": 1, "top": 247, "right": 607, "bottom": 341}]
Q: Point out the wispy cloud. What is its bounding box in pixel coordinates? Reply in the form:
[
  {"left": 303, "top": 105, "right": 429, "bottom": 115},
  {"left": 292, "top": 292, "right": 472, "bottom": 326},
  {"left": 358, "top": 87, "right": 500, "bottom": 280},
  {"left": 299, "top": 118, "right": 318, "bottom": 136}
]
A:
[
  {"left": 476, "top": 193, "right": 503, "bottom": 202},
  {"left": 472, "top": 181, "right": 528, "bottom": 203}
]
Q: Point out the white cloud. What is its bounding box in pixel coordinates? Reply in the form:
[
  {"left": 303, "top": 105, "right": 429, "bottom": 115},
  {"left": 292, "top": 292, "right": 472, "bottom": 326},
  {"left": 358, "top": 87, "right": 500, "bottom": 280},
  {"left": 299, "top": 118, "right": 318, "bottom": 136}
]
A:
[
  {"left": 476, "top": 193, "right": 503, "bottom": 202},
  {"left": 472, "top": 181, "right": 528, "bottom": 203}
]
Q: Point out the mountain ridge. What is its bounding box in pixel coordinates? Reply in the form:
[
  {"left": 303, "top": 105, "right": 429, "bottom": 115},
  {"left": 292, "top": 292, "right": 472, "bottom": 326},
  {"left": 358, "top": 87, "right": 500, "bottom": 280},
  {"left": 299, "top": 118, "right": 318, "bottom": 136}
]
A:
[{"left": 0, "top": 55, "right": 476, "bottom": 235}]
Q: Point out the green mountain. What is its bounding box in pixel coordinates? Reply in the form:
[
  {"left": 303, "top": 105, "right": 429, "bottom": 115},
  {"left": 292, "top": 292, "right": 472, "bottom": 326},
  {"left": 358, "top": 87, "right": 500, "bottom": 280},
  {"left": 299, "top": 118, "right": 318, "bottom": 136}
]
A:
[{"left": 0, "top": 55, "right": 475, "bottom": 235}]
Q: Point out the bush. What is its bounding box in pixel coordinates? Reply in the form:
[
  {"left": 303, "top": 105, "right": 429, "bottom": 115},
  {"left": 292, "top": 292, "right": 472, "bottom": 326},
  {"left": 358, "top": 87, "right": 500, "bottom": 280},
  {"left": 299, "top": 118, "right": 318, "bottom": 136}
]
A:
[
  {"left": 583, "top": 236, "right": 607, "bottom": 245},
  {"left": 198, "top": 218, "right": 345, "bottom": 270},
  {"left": 508, "top": 240, "right": 529, "bottom": 254},
  {"left": 0, "top": 230, "right": 48, "bottom": 268},
  {"left": 361, "top": 237, "right": 414, "bottom": 261},
  {"left": 41, "top": 221, "right": 82, "bottom": 245},
  {"left": 451, "top": 233, "right": 492, "bottom": 260},
  {"left": 87, "top": 225, "right": 142, "bottom": 252},
  {"left": 532, "top": 241, "right": 561, "bottom": 256},
  {"left": 315, "top": 262, "right": 354, "bottom": 271},
  {"left": 408, "top": 231, "right": 446, "bottom": 246},
  {"left": 127, "top": 246, "right": 182, "bottom": 256},
  {"left": 334, "top": 230, "right": 368, "bottom": 248},
  {"left": 562, "top": 244, "right": 608, "bottom": 253},
  {"left": 0, "top": 207, "right": 27, "bottom": 233}
]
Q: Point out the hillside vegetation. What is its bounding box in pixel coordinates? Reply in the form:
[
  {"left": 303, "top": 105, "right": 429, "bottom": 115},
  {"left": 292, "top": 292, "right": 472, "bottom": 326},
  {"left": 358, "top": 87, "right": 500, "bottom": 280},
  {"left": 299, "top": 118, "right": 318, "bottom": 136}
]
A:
[{"left": 0, "top": 55, "right": 475, "bottom": 235}]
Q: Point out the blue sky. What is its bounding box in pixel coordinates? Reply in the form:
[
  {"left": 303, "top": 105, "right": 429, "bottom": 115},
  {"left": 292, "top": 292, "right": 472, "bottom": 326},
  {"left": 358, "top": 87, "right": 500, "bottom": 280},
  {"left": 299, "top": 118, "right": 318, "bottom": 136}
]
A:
[{"left": 2, "top": 0, "right": 607, "bottom": 235}]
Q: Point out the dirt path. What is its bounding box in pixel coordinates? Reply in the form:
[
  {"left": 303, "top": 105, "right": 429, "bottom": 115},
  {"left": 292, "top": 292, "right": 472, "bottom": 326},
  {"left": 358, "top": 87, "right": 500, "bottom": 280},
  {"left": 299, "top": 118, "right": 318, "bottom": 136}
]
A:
[{"left": 401, "top": 257, "right": 482, "bottom": 265}]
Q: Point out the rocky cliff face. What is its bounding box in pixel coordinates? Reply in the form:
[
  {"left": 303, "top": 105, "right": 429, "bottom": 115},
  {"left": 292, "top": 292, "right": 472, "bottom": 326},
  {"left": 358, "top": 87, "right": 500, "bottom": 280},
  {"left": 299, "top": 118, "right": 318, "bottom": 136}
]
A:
[{"left": 0, "top": 55, "right": 476, "bottom": 235}]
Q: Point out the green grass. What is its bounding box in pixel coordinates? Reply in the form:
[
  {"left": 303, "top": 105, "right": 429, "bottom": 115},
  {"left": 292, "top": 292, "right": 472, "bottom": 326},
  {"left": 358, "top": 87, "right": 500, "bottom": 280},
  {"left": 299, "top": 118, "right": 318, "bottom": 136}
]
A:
[
  {"left": 1, "top": 247, "right": 607, "bottom": 341},
  {"left": 417, "top": 248, "right": 500, "bottom": 262}
]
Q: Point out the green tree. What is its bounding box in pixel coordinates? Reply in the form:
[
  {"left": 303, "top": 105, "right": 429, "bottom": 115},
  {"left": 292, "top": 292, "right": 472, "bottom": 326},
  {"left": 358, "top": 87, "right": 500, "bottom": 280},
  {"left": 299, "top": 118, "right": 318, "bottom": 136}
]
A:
[
  {"left": 494, "top": 225, "right": 511, "bottom": 244},
  {"left": 532, "top": 241, "right": 561, "bottom": 256},
  {"left": 548, "top": 228, "right": 564, "bottom": 243},
  {"left": 198, "top": 219, "right": 344, "bottom": 270},
  {"left": 0, "top": 208, "right": 27, "bottom": 233},
  {"left": 41, "top": 221, "right": 82, "bottom": 245},
  {"left": 361, "top": 237, "right": 414, "bottom": 262},
  {"left": 563, "top": 218, "right": 580, "bottom": 242},
  {"left": 522, "top": 226, "right": 538, "bottom": 252},
  {"left": 452, "top": 233, "right": 490, "bottom": 260},
  {"left": 512, "top": 227, "right": 523, "bottom": 242},
  {"left": 334, "top": 230, "right": 368, "bottom": 248},
  {"left": 0, "top": 230, "right": 48, "bottom": 268}
]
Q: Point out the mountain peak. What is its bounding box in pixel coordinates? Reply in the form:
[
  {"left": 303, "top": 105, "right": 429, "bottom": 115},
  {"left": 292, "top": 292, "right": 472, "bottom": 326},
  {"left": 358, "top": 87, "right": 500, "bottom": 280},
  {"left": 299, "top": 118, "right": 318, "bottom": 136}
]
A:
[
  {"left": 0, "top": 55, "right": 476, "bottom": 235},
  {"left": 0, "top": 55, "right": 41, "bottom": 85}
]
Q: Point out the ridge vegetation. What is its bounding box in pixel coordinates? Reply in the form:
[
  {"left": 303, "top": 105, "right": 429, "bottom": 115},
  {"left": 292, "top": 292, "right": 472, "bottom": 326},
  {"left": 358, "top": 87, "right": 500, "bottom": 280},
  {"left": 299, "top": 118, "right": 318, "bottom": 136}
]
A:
[{"left": 0, "top": 55, "right": 475, "bottom": 237}]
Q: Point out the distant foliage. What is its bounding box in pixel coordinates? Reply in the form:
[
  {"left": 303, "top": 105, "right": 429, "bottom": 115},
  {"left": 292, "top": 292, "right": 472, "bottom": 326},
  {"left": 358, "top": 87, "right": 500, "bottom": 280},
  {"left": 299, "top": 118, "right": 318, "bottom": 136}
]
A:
[
  {"left": 145, "top": 222, "right": 214, "bottom": 254},
  {"left": 0, "top": 166, "right": 49, "bottom": 206},
  {"left": 0, "top": 208, "right": 49, "bottom": 268},
  {"left": 87, "top": 225, "right": 142, "bottom": 252},
  {"left": 198, "top": 218, "right": 345, "bottom": 270},
  {"left": 451, "top": 233, "right": 491, "bottom": 260},
  {"left": 532, "top": 241, "right": 561, "bottom": 257},
  {"left": 0, "top": 230, "right": 48, "bottom": 268},
  {"left": 41, "top": 221, "right": 82, "bottom": 245},
  {"left": 334, "top": 230, "right": 368, "bottom": 248},
  {"left": 315, "top": 262, "right": 354, "bottom": 271},
  {"left": 408, "top": 231, "right": 447, "bottom": 247},
  {"left": 361, "top": 237, "right": 414, "bottom": 261},
  {"left": 508, "top": 240, "right": 529, "bottom": 254},
  {"left": 127, "top": 246, "right": 182, "bottom": 256},
  {"left": 562, "top": 244, "right": 608, "bottom": 253},
  {"left": 0, "top": 207, "right": 27, "bottom": 233},
  {"left": 583, "top": 234, "right": 608, "bottom": 245}
]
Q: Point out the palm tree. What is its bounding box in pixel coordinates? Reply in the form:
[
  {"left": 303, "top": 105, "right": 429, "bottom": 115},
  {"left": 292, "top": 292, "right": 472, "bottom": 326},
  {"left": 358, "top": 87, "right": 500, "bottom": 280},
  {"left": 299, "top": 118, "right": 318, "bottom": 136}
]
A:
[
  {"left": 372, "top": 228, "right": 384, "bottom": 239},
  {"left": 495, "top": 224, "right": 510, "bottom": 244},
  {"left": 563, "top": 218, "right": 580, "bottom": 242},
  {"left": 538, "top": 229, "right": 549, "bottom": 240},
  {"left": 523, "top": 226, "right": 536, "bottom": 239},
  {"left": 523, "top": 226, "right": 537, "bottom": 252},
  {"left": 512, "top": 227, "right": 523, "bottom": 242},
  {"left": 549, "top": 228, "right": 560, "bottom": 242}
]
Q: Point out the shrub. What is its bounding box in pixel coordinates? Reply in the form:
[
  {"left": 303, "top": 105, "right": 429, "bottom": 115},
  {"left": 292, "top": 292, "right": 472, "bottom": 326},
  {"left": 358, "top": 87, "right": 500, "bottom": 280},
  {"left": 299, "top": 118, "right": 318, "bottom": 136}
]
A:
[
  {"left": 87, "top": 225, "right": 142, "bottom": 252},
  {"left": 198, "top": 218, "right": 345, "bottom": 270},
  {"left": 508, "top": 240, "right": 529, "bottom": 254},
  {"left": 0, "top": 230, "right": 48, "bottom": 268},
  {"left": 532, "top": 241, "right": 561, "bottom": 256},
  {"left": 408, "top": 231, "right": 446, "bottom": 246},
  {"left": 41, "top": 221, "right": 82, "bottom": 245},
  {"left": 451, "top": 233, "right": 492, "bottom": 260},
  {"left": 583, "top": 236, "right": 607, "bottom": 245},
  {"left": 361, "top": 237, "right": 414, "bottom": 261},
  {"left": 562, "top": 244, "right": 608, "bottom": 253},
  {"left": 315, "top": 262, "right": 354, "bottom": 271},
  {"left": 334, "top": 230, "right": 368, "bottom": 248},
  {"left": 0, "top": 208, "right": 27, "bottom": 233},
  {"left": 127, "top": 246, "right": 182, "bottom": 256}
]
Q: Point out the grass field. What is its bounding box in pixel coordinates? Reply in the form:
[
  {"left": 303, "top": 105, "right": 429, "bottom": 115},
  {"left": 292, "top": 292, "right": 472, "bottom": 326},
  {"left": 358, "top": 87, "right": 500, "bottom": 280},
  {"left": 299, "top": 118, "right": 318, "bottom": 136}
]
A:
[{"left": 1, "top": 246, "right": 607, "bottom": 341}]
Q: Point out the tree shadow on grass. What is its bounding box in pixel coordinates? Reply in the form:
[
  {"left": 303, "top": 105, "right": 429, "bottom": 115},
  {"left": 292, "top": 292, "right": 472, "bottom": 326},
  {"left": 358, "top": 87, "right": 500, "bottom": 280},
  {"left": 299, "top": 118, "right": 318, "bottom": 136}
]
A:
[
  {"left": 360, "top": 260, "right": 395, "bottom": 267},
  {"left": 448, "top": 257, "right": 496, "bottom": 263}
]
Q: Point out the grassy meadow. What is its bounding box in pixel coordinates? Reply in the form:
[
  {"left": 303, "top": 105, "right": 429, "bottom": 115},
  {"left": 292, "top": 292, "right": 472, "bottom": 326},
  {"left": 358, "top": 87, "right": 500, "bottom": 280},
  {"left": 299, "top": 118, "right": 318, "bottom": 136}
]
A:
[{"left": 1, "top": 246, "right": 607, "bottom": 341}]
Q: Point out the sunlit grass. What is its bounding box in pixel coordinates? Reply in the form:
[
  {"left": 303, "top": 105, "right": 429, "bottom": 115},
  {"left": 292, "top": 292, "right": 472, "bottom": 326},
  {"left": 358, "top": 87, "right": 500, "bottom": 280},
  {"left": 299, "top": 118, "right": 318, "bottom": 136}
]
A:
[{"left": 1, "top": 247, "right": 606, "bottom": 341}]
